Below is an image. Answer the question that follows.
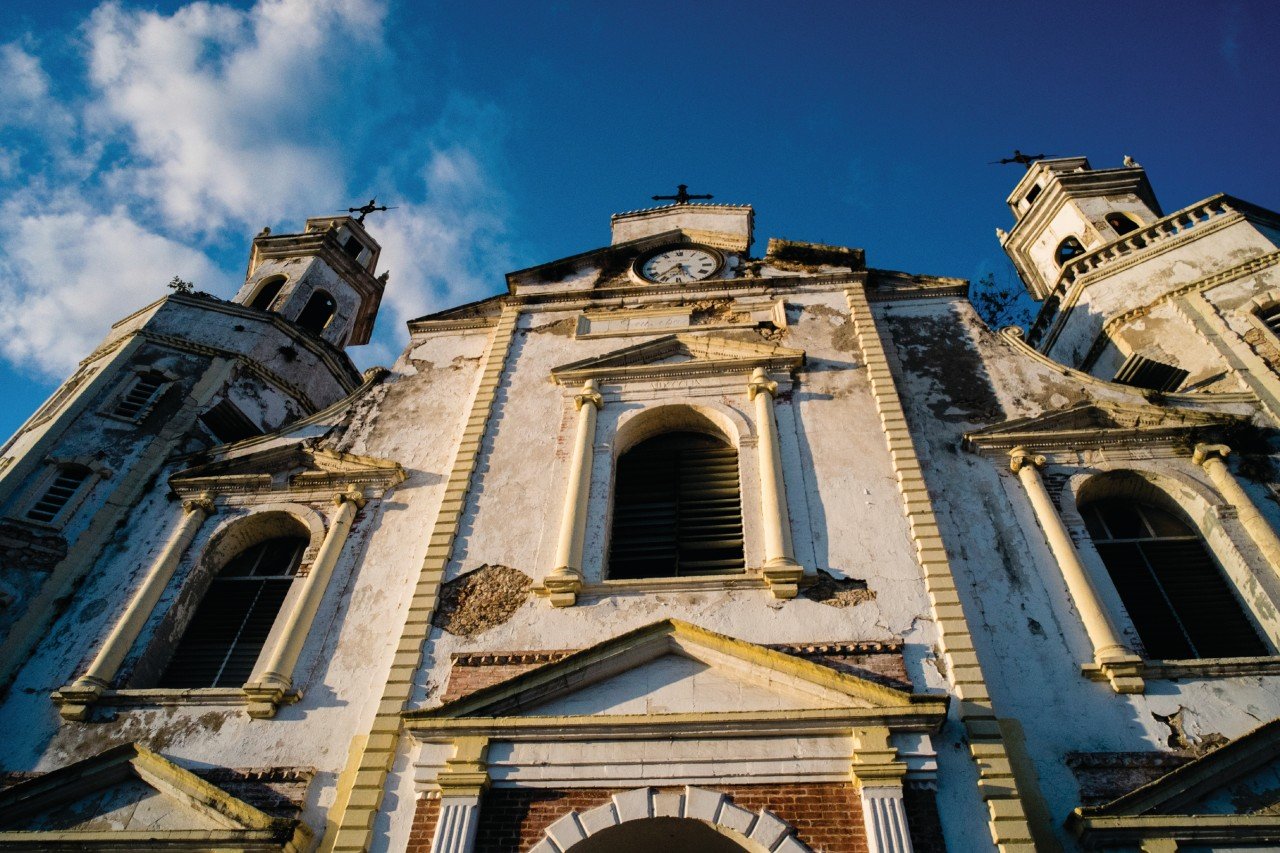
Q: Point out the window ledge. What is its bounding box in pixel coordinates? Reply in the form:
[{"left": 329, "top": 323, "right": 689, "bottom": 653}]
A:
[
  {"left": 51, "top": 685, "right": 302, "bottom": 719},
  {"left": 581, "top": 573, "right": 766, "bottom": 596},
  {"left": 1083, "top": 655, "right": 1280, "bottom": 682}
]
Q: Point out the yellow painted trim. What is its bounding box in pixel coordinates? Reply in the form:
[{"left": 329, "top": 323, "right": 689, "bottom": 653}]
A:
[
  {"left": 323, "top": 306, "right": 520, "bottom": 853},
  {"left": 407, "top": 704, "right": 949, "bottom": 740},
  {"left": 846, "top": 284, "right": 1037, "bottom": 851},
  {"left": 407, "top": 618, "right": 927, "bottom": 722}
]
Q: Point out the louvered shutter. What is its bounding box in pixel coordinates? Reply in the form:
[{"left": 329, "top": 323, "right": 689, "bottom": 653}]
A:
[
  {"left": 609, "top": 432, "right": 745, "bottom": 579},
  {"left": 26, "top": 467, "right": 91, "bottom": 523},
  {"left": 160, "top": 537, "right": 304, "bottom": 688},
  {"left": 1086, "top": 501, "right": 1267, "bottom": 660}
]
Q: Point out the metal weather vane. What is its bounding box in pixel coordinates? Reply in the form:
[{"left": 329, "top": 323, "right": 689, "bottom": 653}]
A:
[
  {"left": 990, "top": 150, "right": 1056, "bottom": 168},
  {"left": 346, "top": 198, "right": 397, "bottom": 223},
  {"left": 652, "top": 184, "right": 713, "bottom": 205}
]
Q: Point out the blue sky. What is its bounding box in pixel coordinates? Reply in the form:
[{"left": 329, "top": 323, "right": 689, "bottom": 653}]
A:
[{"left": 1, "top": 1, "right": 1278, "bottom": 439}]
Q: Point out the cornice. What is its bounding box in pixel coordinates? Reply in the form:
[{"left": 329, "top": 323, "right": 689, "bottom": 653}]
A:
[
  {"left": 94, "top": 294, "right": 363, "bottom": 398},
  {"left": 407, "top": 317, "right": 499, "bottom": 334},
  {"left": 1080, "top": 249, "right": 1280, "bottom": 369},
  {"left": 404, "top": 704, "right": 950, "bottom": 740},
  {"left": 449, "top": 640, "right": 905, "bottom": 670},
  {"left": 1033, "top": 197, "right": 1247, "bottom": 352},
  {"left": 998, "top": 327, "right": 1259, "bottom": 409}
]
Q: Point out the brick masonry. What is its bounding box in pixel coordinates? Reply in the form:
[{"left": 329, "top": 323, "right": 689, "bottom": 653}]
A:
[{"left": 407, "top": 782, "right": 948, "bottom": 852}]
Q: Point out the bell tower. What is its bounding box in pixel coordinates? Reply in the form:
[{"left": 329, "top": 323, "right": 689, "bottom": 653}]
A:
[
  {"left": 1000, "top": 156, "right": 1162, "bottom": 301},
  {"left": 234, "top": 215, "right": 386, "bottom": 348}
]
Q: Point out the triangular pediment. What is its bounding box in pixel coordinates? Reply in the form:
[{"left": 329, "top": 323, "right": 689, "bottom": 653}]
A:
[
  {"left": 1070, "top": 719, "right": 1280, "bottom": 845},
  {"left": 408, "top": 619, "right": 917, "bottom": 722},
  {"left": 964, "top": 400, "right": 1243, "bottom": 455},
  {"left": 169, "top": 443, "right": 405, "bottom": 499},
  {"left": 1091, "top": 719, "right": 1280, "bottom": 817},
  {"left": 0, "top": 743, "right": 309, "bottom": 850},
  {"left": 552, "top": 333, "right": 805, "bottom": 384}
]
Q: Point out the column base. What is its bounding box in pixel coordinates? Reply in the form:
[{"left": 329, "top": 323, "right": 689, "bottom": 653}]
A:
[
  {"left": 762, "top": 561, "right": 804, "bottom": 600},
  {"left": 52, "top": 676, "right": 109, "bottom": 722},
  {"left": 541, "top": 569, "right": 583, "bottom": 608},
  {"left": 243, "top": 674, "right": 298, "bottom": 719},
  {"left": 1082, "top": 653, "right": 1146, "bottom": 694}
]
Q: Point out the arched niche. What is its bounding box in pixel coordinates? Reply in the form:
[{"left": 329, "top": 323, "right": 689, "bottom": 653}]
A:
[
  {"left": 200, "top": 503, "right": 327, "bottom": 572},
  {"left": 532, "top": 786, "right": 811, "bottom": 853},
  {"left": 612, "top": 401, "right": 749, "bottom": 460}
]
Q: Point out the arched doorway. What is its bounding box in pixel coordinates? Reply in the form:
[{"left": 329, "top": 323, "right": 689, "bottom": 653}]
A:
[{"left": 567, "top": 817, "right": 748, "bottom": 853}]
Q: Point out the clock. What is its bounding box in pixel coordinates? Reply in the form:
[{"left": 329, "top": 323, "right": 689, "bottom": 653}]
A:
[{"left": 635, "top": 245, "right": 724, "bottom": 284}]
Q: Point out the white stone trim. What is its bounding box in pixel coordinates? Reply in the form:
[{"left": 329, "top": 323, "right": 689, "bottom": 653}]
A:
[
  {"left": 859, "top": 785, "right": 915, "bottom": 853},
  {"left": 429, "top": 794, "right": 482, "bottom": 853},
  {"left": 531, "top": 786, "right": 811, "bottom": 853}
]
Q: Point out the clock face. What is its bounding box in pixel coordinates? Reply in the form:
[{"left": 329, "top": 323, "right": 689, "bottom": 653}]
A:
[{"left": 638, "top": 246, "right": 722, "bottom": 284}]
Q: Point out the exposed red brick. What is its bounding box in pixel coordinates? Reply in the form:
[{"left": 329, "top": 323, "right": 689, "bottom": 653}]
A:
[{"left": 450, "top": 784, "right": 870, "bottom": 852}]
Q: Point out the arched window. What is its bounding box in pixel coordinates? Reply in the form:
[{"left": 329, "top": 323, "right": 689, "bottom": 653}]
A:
[
  {"left": 110, "top": 371, "right": 167, "bottom": 419},
  {"left": 608, "top": 431, "right": 744, "bottom": 579},
  {"left": 1082, "top": 497, "right": 1267, "bottom": 659},
  {"left": 248, "top": 276, "right": 285, "bottom": 311},
  {"left": 296, "top": 290, "right": 336, "bottom": 334},
  {"left": 26, "top": 465, "right": 91, "bottom": 523},
  {"left": 159, "top": 534, "right": 306, "bottom": 688},
  {"left": 1105, "top": 212, "right": 1140, "bottom": 236},
  {"left": 1055, "top": 236, "right": 1086, "bottom": 267}
]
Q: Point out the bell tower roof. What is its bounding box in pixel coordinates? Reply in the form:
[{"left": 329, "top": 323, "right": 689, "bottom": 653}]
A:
[
  {"left": 236, "top": 214, "right": 386, "bottom": 347},
  {"left": 610, "top": 202, "right": 754, "bottom": 253}
]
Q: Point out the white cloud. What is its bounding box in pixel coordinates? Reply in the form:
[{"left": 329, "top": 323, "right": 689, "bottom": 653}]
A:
[
  {"left": 0, "top": 200, "right": 232, "bottom": 376},
  {"left": 83, "top": 0, "right": 384, "bottom": 231},
  {"left": 0, "top": 0, "right": 511, "bottom": 381},
  {"left": 371, "top": 146, "right": 511, "bottom": 332},
  {"left": 0, "top": 42, "right": 74, "bottom": 135}
]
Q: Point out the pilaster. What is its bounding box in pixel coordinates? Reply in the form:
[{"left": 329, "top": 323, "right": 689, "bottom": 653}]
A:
[
  {"left": 1194, "top": 442, "right": 1280, "bottom": 574},
  {"left": 244, "top": 486, "right": 365, "bottom": 718},
  {"left": 748, "top": 366, "right": 803, "bottom": 598},
  {"left": 851, "top": 727, "right": 913, "bottom": 853},
  {"left": 1008, "top": 447, "right": 1145, "bottom": 694},
  {"left": 55, "top": 492, "right": 216, "bottom": 721},
  {"left": 545, "top": 379, "right": 603, "bottom": 607}
]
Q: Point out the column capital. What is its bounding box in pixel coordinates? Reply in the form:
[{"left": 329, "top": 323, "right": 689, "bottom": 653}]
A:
[
  {"left": 435, "top": 736, "right": 491, "bottom": 798},
  {"left": 182, "top": 492, "right": 216, "bottom": 515},
  {"left": 334, "top": 486, "right": 367, "bottom": 508},
  {"left": 747, "top": 366, "right": 778, "bottom": 400},
  {"left": 851, "top": 725, "right": 909, "bottom": 785},
  {"left": 573, "top": 379, "right": 603, "bottom": 411},
  {"left": 1008, "top": 446, "right": 1046, "bottom": 474},
  {"left": 1192, "top": 442, "right": 1231, "bottom": 467}
]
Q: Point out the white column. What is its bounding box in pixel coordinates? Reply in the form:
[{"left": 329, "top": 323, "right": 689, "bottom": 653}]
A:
[
  {"left": 430, "top": 736, "right": 489, "bottom": 853},
  {"left": 1009, "top": 448, "right": 1144, "bottom": 693},
  {"left": 749, "top": 367, "right": 803, "bottom": 598},
  {"left": 851, "top": 727, "right": 914, "bottom": 853},
  {"left": 244, "top": 486, "right": 364, "bottom": 718},
  {"left": 57, "top": 493, "right": 215, "bottom": 721},
  {"left": 1194, "top": 443, "right": 1280, "bottom": 572},
  {"left": 860, "top": 787, "right": 914, "bottom": 853},
  {"left": 544, "top": 379, "right": 602, "bottom": 608},
  {"left": 431, "top": 796, "right": 483, "bottom": 853}
]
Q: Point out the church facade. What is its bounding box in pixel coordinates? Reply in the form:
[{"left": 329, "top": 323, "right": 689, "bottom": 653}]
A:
[{"left": 0, "top": 156, "right": 1278, "bottom": 852}]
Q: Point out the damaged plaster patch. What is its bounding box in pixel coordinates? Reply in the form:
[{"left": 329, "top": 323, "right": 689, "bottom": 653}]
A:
[
  {"left": 528, "top": 318, "right": 576, "bottom": 337},
  {"left": 432, "top": 564, "right": 532, "bottom": 637},
  {"left": 883, "top": 311, "right": 1004, "bottom": 424},
  {"left": 1153, "top": 707, "right": 1229, "bottom": 756},
  {"left": 802, "top": 570, "right": 876, "bottom": 607}
]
